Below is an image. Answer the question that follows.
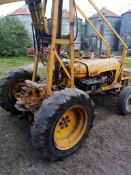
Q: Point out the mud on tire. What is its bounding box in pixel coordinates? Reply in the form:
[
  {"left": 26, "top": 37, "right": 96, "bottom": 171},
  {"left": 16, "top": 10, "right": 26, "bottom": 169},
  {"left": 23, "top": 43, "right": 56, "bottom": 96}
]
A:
[
  {"left": 31, "top": 88, "right": 95, "bottom": 161},
  {"left": 0, "top": 68, "right": 40, "bottom": 114}
]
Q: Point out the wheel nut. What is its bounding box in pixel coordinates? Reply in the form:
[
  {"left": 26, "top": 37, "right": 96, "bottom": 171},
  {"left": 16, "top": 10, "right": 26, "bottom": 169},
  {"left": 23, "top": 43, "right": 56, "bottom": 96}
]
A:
[
  {"left": 67, "top": 119, "right": 71, "bottom": 123},
  {"left": 66, "top": 116, "right": 69, "bottom": 120},
  {"left": 59, "top": 122, "right": 63, "bottom": 126},
  {"left": 61, "top": 126, "right": 64, "bottom": 129}
]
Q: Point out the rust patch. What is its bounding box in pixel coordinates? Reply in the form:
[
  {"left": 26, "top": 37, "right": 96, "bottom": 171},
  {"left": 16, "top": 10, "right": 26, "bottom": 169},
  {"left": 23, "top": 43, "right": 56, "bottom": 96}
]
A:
[{"left": 89, "top": 70, "right": 99, "bottom": 76}]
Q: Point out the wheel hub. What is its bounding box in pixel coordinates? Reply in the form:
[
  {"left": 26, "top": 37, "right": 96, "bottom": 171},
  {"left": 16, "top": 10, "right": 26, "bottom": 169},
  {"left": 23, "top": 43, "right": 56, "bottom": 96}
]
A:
[
  {"left": 9, "top": 82, "right": 25, "bottom": 104},
  {"left": 54, "top": 105, "right": 88, "bottom": 150}
]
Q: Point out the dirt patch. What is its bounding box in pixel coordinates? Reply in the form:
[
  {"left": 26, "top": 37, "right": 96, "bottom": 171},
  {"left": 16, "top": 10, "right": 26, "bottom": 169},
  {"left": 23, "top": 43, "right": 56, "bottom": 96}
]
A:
[
  {"left": 22, "top": 63, "right": 44, "bottom": 70},
  {"left": 0, "top": 95, "right": 131, "bottom": 175}
]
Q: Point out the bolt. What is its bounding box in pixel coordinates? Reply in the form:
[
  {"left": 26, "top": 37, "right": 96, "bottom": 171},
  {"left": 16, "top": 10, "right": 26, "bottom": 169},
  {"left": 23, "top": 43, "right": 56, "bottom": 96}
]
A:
[
  {"left": 66, "top": 116, "right": 69, "bottom": 120},
  {"left": 61, "top": 126, "right": 64, "bottom": 129},
  {"left": 67, "top": 119, "right": 71, "bottom": 123},
  {"left": 62, "top": 117, "right": 65, "bottom": 121},
  {"left": 59, "top": 122, "right": 63, "bottom": 126}
]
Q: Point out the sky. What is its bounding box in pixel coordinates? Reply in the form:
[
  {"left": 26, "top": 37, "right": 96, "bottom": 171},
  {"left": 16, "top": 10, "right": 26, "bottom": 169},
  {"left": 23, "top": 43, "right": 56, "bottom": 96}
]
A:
[{"left": 0, "top": 0, "right": 131, "bottom": 19}]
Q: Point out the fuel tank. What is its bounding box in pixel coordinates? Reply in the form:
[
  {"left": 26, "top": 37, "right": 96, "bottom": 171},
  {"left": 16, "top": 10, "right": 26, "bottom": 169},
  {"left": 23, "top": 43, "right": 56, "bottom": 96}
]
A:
[{"left": 74, "top": 58, "right": 120, "bottom": 79}]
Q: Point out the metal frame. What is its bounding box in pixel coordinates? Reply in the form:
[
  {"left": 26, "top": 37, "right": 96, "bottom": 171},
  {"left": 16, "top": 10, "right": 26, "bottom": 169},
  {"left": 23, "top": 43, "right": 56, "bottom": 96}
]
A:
[
  {"left": 0, "top": 0, "right": 129, "bottom": 96},
  {"left": 76, "top": 0, "right": 128, "bottom": 91},
  {"left": 87, "top": 0, "right": 128, "bottom": 83},
  {"left": 76, "top": 4, "right": 111, "bottom": 58},
  {"left": 45, "top": 0, "right": 128, "bottom": 96},
  {"left": 46, "top": 0, "right": 75, "bottom": 95}
]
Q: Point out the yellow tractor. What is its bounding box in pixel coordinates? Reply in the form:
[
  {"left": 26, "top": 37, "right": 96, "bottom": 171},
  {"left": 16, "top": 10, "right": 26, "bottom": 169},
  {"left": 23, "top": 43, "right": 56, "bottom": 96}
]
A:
[{"left": 0, "top": 0, "right": 130, "bottom": 161}]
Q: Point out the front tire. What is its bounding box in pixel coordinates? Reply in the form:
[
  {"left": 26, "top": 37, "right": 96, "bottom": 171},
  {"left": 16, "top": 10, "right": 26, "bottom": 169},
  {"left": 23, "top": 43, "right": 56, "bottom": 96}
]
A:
[
  {"left": 117, "top": 86, "right": 131, "bottom": 115},
  {"left": 0, "top": 68, "right": 40, "bottom": 114},
  {"left": 31, "top": 88, "right": 95, "bottom": 161}
]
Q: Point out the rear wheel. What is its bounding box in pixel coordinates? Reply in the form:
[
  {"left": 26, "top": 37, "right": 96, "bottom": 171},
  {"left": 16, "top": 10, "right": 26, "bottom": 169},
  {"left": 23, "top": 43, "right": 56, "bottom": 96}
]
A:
[
  {"left": 0, "top": 68, "right": 40, "bottom": 114},
  {"left": 117, "top": 86, "right": 131, "bottom": 115},
  {"left": 31, "top": 88, "right": 95, "bottom": 161}
]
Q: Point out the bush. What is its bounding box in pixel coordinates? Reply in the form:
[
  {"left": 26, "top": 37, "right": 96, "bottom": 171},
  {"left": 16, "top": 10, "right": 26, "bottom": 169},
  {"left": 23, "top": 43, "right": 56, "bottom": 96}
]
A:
[{"left": 0, "top": 16, "right": 32, "bottom": 57}]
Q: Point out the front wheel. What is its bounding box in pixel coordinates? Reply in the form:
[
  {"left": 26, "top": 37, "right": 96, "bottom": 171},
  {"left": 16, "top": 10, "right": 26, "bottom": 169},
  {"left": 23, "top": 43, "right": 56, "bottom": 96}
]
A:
[
  {"left": 31, "top": 88, "right": 95, "bottom": 161},
  {"left": 0, "top": 68, "right": 40, "bottom": 114},
  {"left": 117, "top": 86, "right": 131, "bottom": 115}
]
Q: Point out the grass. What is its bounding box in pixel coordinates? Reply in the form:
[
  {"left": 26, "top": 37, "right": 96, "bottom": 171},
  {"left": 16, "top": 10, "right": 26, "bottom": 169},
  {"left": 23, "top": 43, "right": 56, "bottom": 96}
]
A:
[
  {"left": 126, "top": 58, "right": 131, "bottom": 84},
  {"left": 0, "top": 57, "right": 33, "bottom": 77},
  {"left": 38, "top": 68, "right": 47, "bottom": 80},
  {"left": 125, "top": 57, "right": 131, "bottom": 68}
]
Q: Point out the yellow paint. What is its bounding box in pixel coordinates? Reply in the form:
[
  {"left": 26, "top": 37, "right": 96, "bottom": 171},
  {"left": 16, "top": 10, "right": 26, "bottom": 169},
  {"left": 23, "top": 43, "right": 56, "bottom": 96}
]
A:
[
  {"left": 56, "top": 39, "right": 70, "bottom": 45},
  {"left": 55, "top": 50, "right": 71, "bottom": 79},
  {"left": 88, "top": 0, "right": 128, "bottom": 82},
  {"left": 0, "top": 0, "right": 22, "bottom": 5},
  {"left": 46, "top": 0, "right": 59, "bottom": 96},
  {"left": 1, "top": 0, "right": 130, "bottom": 101},
  {"left": 101, "top": 83, "right": 122, "bottom": 91},
  {"left": 74, "top": 62, "right": 87, "bottom": 79},
  {"left": 76, "top": 0, "right": 128, "bottom": 83},
  {"left": 77, "top": 58, "right": 120, "bottom": 77},
  {"left": 32, "top": 50, "right": 39, "bottom": 82},
  {"left": 36, "top": 3, "right": 48, "bottom": 33},
  {"left": 63, "top": 58, "right": 121, "bottom": 81},
  {"left": 88, "top": 0, "right": 128, "bottom": 49},
  {"left": 76, "top": 4, "right": 111, "bottom": 58},
  {"left": 54, "top": 105, "right": 88, "bottom": 150},
  {"left": 69, "top": 0, "right": 75, "bottom": 87},
  {"left": 60, "top": 77, "right": 71, "bottom": 88}
]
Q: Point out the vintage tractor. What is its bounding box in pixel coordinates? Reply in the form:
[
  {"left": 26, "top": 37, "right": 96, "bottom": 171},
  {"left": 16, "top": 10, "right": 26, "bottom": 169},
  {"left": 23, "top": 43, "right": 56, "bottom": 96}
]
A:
[{"left": 0, "top": 0, "right": 130, "bottom": 161}]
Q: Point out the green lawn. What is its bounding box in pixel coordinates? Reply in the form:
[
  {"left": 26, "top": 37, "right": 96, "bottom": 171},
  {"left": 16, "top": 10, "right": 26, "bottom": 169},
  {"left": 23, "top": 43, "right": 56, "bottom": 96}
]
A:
[
  {"left": 126, "top": 58, "right": 131, "bottom": 68},
  {"left": 38, "top": 68, "right": 46, "bottom": 80},
  {"left": 0, "top": 57, "right": 33, "bottom": 77}
]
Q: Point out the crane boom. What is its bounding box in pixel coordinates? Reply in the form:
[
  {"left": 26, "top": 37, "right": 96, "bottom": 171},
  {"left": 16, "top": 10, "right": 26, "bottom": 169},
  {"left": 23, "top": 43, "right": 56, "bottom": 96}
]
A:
[{"left": 0, "top": 0, "right": 23, "bottom": 5}]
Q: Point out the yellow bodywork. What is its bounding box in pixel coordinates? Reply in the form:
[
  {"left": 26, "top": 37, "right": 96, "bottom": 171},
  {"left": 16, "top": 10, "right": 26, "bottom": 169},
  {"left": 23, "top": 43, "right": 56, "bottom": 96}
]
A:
[
  {"left": 0, "top": 0, "right": 128, "bottom": 96},
  {"left": 1, "top": 0, "right": 129, "bottom": 111},
  {"left": 73, "top": 58, "right": 120, "bottom": 79},
  {"left": 78, "top": 58, "right": 120, "bottom": 77}
]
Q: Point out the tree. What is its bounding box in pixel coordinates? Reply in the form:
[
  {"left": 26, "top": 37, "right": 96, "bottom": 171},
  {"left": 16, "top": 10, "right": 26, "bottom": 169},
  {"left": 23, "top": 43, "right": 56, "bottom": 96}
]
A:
[{"left": 0, "top": 16, "right": 32, "bottom": 57}]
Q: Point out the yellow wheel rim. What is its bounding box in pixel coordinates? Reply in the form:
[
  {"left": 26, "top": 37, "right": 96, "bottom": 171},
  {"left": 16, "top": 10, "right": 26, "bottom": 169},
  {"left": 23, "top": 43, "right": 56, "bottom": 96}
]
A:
[{"left": 54, "top": 105, "right": 88, "bottom": 150}]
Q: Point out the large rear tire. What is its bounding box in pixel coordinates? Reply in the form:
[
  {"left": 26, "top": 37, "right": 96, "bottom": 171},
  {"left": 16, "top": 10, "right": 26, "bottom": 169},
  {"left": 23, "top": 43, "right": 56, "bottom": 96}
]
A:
[
  {"left": 117, "top": 86, "right": 131, "bottom": 115},
  {"left": 0, "top": 68, "right": 40, "bottom": 114},
  {"left": 31, "top": 88, "right": 95, "bottom": 161}
]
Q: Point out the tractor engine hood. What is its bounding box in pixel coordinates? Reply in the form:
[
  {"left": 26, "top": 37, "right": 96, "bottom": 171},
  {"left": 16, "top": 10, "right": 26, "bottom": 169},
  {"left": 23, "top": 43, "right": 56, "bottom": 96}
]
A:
[{"left": 74, "top": 58, "right": 120, "bottom": 78}]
